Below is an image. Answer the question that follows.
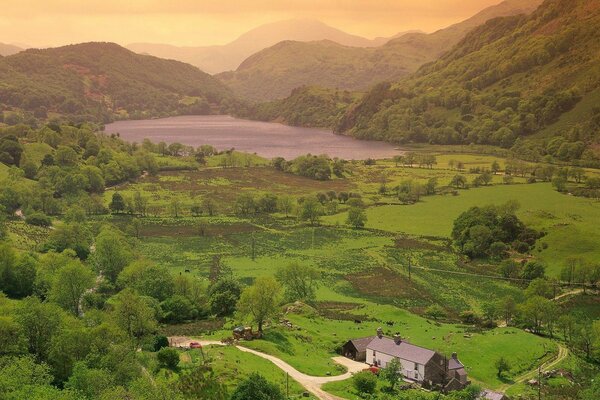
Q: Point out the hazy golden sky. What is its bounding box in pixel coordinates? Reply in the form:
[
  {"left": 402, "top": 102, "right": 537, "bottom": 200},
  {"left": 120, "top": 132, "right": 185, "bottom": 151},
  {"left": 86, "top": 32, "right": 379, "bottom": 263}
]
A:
[{"left": 2, "top": 0, "right": 503, "bottom": 47}]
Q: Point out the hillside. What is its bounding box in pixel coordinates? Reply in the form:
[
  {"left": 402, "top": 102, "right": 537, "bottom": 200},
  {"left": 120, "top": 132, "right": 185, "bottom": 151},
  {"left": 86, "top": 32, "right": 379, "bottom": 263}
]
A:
[
  {"left": 239, "top": 86, "right": 360, "bottom": 128},
  {"left": 0, "top": 42, "right": 232, "bottom": 123},
  {"left": 127, "top": 19, "right": 407, "bottom": 74},
  {"left": 219, "top": 0, "right": 543, "bottom": 101},
  {"left": 0, "top": 42, "right": 22, "bottom": 56},
  {"left": 337, "top": 0, "right": 600, "bottom": 166}
]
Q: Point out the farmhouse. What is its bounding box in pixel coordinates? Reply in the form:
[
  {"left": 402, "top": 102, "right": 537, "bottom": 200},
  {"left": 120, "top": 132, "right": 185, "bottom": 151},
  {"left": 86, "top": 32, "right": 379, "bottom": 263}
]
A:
[{"left": 346, "top": 328, "right": 469, "bottom": 391}]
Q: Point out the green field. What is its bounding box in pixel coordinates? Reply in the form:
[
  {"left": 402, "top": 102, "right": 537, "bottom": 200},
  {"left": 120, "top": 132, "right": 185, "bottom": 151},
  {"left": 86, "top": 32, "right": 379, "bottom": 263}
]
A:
[{"left": 325, "top": 183, "right": 600, "bottom": 277}]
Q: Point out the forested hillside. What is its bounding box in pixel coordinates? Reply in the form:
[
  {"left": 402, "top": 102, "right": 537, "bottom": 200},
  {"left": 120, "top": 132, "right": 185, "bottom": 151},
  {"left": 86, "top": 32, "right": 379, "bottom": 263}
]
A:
[
  {"left": 0, "top": 42, "right": 232, "bottom": 123},
  {"left": 337, "top": 0, "right": 600, "bottom": 166},
  {"left": 219, "top": 0, "right": 542, "bottom": 101},
  {"left": 239, "top": 86, "right": 360, "bottom": 127}
]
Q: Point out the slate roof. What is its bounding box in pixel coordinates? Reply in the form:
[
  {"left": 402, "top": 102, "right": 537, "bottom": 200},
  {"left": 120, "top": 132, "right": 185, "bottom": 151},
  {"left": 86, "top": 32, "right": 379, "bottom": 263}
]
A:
[
  {"left": 366, "top": 336, "right": 437, "bottom": 364},
  {"left": 480, "top": 390, "right": 507, "bottom": 400},
  {"left": 448, "top": 357, "right": 465, "bottom": 370},
  {"left": 347, "top": 336, "right": 375, "bottom": 352}
]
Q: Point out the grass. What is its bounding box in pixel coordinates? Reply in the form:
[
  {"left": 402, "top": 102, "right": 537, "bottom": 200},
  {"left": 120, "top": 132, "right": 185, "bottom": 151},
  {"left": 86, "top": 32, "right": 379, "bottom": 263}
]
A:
[
  {"left": 324, "top": 183, "right": 600, "bottom": 277},
  {"left": 186, "top": 345, "right": 314, "bottom": 398}
]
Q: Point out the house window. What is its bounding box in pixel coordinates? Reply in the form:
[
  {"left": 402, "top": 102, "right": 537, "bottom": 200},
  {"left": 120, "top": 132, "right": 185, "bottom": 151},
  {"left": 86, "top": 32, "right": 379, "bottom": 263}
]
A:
[{"left": 414, "top": 363, "right": 419, "bottom": 371}]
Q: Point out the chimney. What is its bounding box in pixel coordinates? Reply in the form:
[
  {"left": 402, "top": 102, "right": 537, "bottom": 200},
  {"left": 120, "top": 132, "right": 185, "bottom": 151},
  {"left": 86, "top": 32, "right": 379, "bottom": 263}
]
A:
[
  {"left": 376, "top": 327, "right": 383, "bottom": 338},
  {"left": 393, "top": 334, "right": 402, "bottom": 344},
  {"left": 452, "top": 352, "right": 458, "bottom": 360}
]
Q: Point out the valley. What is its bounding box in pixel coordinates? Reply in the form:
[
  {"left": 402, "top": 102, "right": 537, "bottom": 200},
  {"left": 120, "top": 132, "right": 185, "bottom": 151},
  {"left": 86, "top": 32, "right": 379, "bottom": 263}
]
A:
[{"left": 1, "top": 1, "right": 599, "bottom": 400}]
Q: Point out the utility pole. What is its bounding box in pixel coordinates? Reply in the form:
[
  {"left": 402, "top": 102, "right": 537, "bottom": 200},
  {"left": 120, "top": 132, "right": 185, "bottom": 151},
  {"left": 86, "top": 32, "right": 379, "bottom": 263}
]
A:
[
  {"left": 286, "top": 372, "right": 289, "bottom": 399},
  {"left": 408, "top": 254, "right": 412, "bottom": 282},
  {"left": 538, "top": 365, "right": 542, "bottom": 400},
  {"left": 251, "top": 232, "right": 256, "bottom": 260}
]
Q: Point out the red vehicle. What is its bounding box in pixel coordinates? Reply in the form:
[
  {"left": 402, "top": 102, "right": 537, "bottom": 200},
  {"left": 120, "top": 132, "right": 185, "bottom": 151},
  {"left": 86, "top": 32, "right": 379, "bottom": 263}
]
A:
[
  {"left": 189, "top": 342, "right": 202, "bottom": 349},
  {"left": 363, "top": 366, "right": 380, "bottom": 375}
]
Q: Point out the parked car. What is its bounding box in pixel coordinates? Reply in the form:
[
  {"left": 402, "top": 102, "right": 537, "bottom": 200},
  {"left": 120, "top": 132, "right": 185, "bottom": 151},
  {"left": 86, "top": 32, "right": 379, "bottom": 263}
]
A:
[{"left": 189, "top": 342, "right": 202, "bottom": 349}]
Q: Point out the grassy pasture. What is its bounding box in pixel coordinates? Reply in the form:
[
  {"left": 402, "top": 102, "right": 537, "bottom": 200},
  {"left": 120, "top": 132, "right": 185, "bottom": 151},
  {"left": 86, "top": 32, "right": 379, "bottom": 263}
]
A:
[{"left": 325, "top": 183, "right": 600, "bottom": 277}]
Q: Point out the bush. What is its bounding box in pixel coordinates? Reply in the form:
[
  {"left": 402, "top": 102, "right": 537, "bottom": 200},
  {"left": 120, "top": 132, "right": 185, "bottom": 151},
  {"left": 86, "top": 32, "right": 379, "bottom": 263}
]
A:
[
  {"left": 352, "top": 371, "right": 377, "bottom": 395},
  {"left": 231, "top": 372, "right": 285, "bottom": 400},
  {"left": 157, "top": 348, "right": 180, "bottom": 370},
  {"left": 25, "top": 212, "right": 51, "bottom": 227},
  {"left": 153, "top": 335, "right": 169, "bottom": 351}
]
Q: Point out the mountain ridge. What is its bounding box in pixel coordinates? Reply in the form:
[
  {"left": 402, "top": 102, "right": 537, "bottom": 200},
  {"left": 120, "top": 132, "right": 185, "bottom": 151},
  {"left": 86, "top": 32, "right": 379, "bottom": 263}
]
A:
[
  {"left": 219, "top": 0, "right": 544, "bottom": 101},
  {"left": 0, "top": 42, "right": 232, "bottom": 123},
  {"left": 127, "top": 19, "right": 413, "bottom": 74}
]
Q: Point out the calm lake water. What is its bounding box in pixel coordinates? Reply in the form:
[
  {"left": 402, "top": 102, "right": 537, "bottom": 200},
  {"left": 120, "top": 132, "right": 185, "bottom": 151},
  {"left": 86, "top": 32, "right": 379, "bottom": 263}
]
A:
[{"left": 104, "top": 115, "right": 401, "bottom": 159}]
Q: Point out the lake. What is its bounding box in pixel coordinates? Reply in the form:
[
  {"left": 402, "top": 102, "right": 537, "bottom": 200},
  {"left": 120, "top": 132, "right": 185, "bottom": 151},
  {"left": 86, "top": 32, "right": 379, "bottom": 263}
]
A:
[{"left": 104, "top": 115, "right": 401, "bottom": 159}]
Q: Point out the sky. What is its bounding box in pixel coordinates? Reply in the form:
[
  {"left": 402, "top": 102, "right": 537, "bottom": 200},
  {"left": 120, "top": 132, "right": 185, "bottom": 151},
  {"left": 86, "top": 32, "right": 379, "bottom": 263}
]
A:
[{"left": 1, "top": 0, "right": 504, "bottom": 48}]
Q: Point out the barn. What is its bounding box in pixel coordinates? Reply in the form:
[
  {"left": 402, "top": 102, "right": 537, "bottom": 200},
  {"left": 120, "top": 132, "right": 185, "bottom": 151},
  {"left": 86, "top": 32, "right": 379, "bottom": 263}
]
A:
[{"left": 341, "top": 336, "right": 375, "bottom": 361}]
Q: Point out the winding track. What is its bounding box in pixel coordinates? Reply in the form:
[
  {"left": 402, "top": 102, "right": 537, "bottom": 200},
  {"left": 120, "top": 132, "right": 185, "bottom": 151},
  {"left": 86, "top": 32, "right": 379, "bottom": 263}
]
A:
[{"left": 169, "top": 337, "right": 364, "bottom": 400}]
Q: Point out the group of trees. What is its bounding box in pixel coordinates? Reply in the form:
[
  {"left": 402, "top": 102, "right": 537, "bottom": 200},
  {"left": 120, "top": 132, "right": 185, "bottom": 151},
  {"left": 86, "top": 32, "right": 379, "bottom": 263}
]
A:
[
  {"left": 452, "top": 202, "right": 541, "bottom": 259},
  {"left": 273, "top": 154, "right": 345, "bottom": 180}
]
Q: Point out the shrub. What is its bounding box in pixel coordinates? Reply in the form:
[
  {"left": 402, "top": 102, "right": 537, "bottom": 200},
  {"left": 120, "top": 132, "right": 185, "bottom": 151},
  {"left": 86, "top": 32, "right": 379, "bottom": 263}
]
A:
[
  {"left": 25, "top": 212, "right": 51, "bottom": 227},
  {"left": 157, "top": 348, "right": 180, "bottom": 370},
  {"left": 153, "top": 335, "right": 169, "bottom": 352},
  {"left": 352, "top": 371, "right": 377, "bottom": 395}
]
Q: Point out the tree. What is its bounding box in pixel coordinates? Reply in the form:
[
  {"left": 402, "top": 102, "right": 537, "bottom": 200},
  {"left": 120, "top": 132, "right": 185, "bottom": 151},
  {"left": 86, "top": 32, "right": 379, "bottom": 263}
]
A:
[
  {"left": 202, "top": 198, "right": 217, "bottom": 216},
  {"left": 491, "top": 161, "right": 500, "bottom": 174},
  {"left": 15, "top": 297, "right": 64, "bottom": 361},
  {"left": 275, "top": 263, "right": 320, "bottom": 302},
  {"left": 111, "top": 288, "right": 158, "bottom": 351},
  {"left": 425, "top": 304, "right": 446, "bottom": 320},
  {"left": 65, "top": 362, "right": 114, "bottom": 399},
  {"left": 175, "top": 365, "right": 228, "bottom": 400},
  {"left": 94, "top": 227, "right": 132, "bottom": 283},
  {"left": 235, "top": 193, "right": 256, "bottom": 216},
  {"left": 43, "top": 223, "right": 92, "bottom": 260},
  {"left": 524, "top": 278, "right": 553, "bottom": 299},
  {"left": 495, "top": 357, "right": 511, "bottom": 378},
  {"left": 209, "top": 278, "right": 242, "bottom": 317},
  {"left": 299, "top": 197, "right": 322, "bottom": 226},
  {"left": 498, "top": 296, "right": 516, "bottom": 326},
  {"left": 0, "top": 245, "right": 36, "bottom": 298},
  {"left": 451, "top": 174, "right": 467, "bottom": 189},
  {"left": 49, "top": 260, "right": 95, "bottom": 315},
  {"left": 0, "top": 315, "right": 26, "bottom": 356},
  {"left": 278, "top": 196, "right": 294, "bottom": 218},
  {"left": 160, "top": 295, "right": 198, "bottom": 323},
  {"left": 380, "top": 358, "right": 402, "bottom": 390},
  {"left": 169, "top": 198, "right": 182, "bottom": 217},
  {"left": 231, "top": 372, "right": 284, "bottom": 400},
  {"left": 346, "top": 206, "right": 367, "bottom": 229},
  {"left": 521, "top": 261, "right": 545, "bottom": 280},
  {"left": 236, "top": 276, "right": 281, "bottom": 332},
  {"left": 109, "top": 193, "right": 125, "bottom": 214},
  {"left": 352, "top": 371, "right": 377, "bottom": 395},
  {"left": 117, "top": 260, "right": 174, "bottom": 302},
  {"left": 157, "top": 348, "right": 180, "bottom": 370}
]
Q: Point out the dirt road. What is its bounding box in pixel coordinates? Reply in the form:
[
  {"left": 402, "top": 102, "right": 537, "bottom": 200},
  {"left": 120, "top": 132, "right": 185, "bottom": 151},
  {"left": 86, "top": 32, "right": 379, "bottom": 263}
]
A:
[{"left": 169, "top": 337, "right": 364, "bottom": 400}]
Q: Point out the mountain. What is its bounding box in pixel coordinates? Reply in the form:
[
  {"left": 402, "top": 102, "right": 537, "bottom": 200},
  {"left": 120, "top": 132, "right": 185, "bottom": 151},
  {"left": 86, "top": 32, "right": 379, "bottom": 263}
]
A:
[
  {"left": 0, "top": 43, "right": 22, "bottom": 56},
  {"left": 219, "top": 0, "right": 543, "bottom": 101},
  {"left": 127, "top": 19, "right": 409, "bottom": 74},
  {"left": 0, "top": 42, "right": 232, "bottom": 123},
  {"left": 337, "top": 0, "right": 600, "bottom": 166}
]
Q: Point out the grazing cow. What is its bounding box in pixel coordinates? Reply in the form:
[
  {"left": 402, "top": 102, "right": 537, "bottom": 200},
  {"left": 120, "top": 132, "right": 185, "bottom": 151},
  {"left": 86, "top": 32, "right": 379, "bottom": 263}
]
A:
[
  {"left": 184, "top": 269, "right": 190, "bottom": 273},
  {"left": 354, "top": 319, "right": 362, "bottom": 324}
]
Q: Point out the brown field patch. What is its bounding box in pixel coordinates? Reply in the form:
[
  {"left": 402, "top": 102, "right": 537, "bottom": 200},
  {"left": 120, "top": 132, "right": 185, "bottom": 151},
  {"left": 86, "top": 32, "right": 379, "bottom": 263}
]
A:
[
  {"left": 315, "top": 301, "right": 372, "bottom": 322},
  {"left": 395, "top": 237, "right": 451, "bottom": 252},
  {"left": 345, "top": 267, "right": 430, "bottom": 300},
  {"left": 159, "top": 319, "right": 225, "bottom": 336},
  {"left": 140, "top": 222, "right": 259, "bottom": 237}
]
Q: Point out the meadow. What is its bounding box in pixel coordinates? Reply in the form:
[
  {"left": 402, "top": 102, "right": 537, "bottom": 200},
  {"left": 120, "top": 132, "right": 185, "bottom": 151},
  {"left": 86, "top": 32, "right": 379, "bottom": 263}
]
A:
[{"left": 94, "top": 150, "right": 600, "bottom": 396}]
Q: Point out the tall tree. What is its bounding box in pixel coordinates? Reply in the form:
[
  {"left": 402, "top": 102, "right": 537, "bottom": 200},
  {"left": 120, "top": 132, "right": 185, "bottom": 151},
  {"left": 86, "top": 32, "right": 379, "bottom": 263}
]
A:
[
  {"left": 49, "top": 260, "right": 95, "bottom": 316},
  {"left": 236, "top": 276, "right": 281, "bottom": 332},
  {"left": 275, "top": 263, "right": 320, "bottom": 302},
  {"left": 94, "top": 227, "right": 132, "bottom": 283}
]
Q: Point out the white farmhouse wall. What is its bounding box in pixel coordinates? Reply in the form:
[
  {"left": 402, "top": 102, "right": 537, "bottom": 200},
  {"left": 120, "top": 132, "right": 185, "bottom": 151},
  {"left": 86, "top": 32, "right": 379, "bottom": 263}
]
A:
[{"left": 366, "top": 349, "right": 425, "bottom": 382}]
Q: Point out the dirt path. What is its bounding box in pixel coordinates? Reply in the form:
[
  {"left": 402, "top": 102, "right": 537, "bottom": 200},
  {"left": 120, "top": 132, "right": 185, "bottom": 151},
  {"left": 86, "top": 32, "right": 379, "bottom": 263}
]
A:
[
  {"left": 552, "top": 289, "right": 584, "bottom": 301},
  {"left": 168, "top": 337, "right": 364, "bottom": 400},
  {"left": 498, "top": 344, "right": 569, "bottom": 392}
]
